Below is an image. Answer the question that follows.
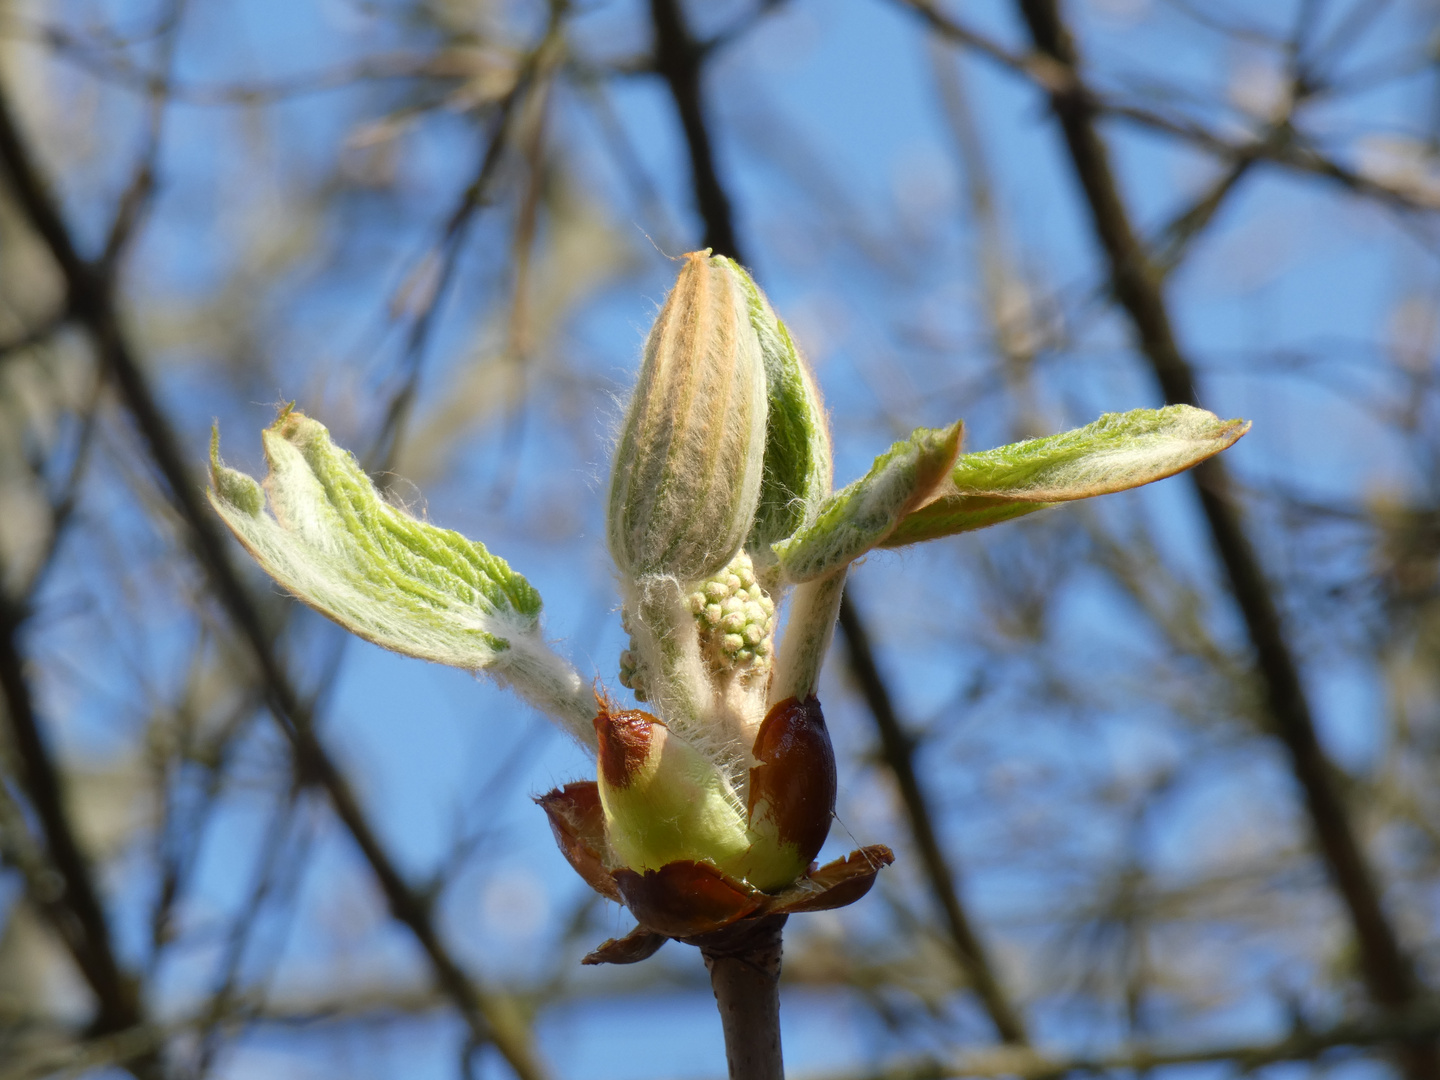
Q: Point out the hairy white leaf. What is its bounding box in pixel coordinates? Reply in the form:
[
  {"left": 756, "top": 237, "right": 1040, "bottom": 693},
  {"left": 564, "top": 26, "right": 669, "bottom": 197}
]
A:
[{"left": 209, "top": 409, "right": 595, "bottom": 744}]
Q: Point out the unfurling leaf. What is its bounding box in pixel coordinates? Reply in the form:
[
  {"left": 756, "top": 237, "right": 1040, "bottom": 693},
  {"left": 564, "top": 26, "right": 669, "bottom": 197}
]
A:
[
  {"left": 883, "top": 405, "right": 1249, "bottom": 547},
  {"left": 210, "top": 409, "right": 539, "bottom": 664},
  {"left": 606, "top": 251, "right": 769, "bottom": 584},
  {"left": 208, "top": 409, "right": 595, "bottom": 741},
  {"left": 772, "top": 422, "right": 963, "bottom": 583},
  {"left": 721, "top": 258, "right": 833, "bottom": 564}
]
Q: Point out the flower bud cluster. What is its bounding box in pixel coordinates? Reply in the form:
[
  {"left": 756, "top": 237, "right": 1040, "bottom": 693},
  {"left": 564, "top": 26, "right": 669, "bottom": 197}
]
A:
[
  {"left": 686, "top": 550, "right": 775, "bottom": 675},
  {"left": 615, "top": 551, "right": 776, "bottom": 704},
  {"left": 617, "top": 608, "right": 651, "bottom": 703}
]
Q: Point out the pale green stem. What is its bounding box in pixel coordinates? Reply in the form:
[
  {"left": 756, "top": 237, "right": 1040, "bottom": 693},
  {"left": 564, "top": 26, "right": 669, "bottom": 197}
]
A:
[{"left": 770, "top": 568, "right": 846, "bottom": 706}]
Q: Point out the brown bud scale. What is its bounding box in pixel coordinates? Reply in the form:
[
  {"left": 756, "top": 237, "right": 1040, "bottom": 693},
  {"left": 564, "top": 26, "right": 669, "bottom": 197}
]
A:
[
  {"left": 594, "top": 702, "right": 661, "bottom": 790},
  {"left": 535, "top": 781, "right": 622, "bottom": 903},
  {"left": 613, "top": 860, "right": 763, "bottom": 939},
  {"left": 747, "top": 695, "right": 837, "bottom": 867}
]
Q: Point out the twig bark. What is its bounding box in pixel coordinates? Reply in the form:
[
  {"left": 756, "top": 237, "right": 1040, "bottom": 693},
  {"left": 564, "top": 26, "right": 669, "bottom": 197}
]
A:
[
  {"left": 697, "top": 916, "right": 788, "bottom": 1080},
  {"left": 367, "top": 20, "right": 562, "bottom": 473},
  {"left": 0, "top": 601, "right": 156, "bottom": 1080},
  {"left": 649, "top": 0, "right": 739, "bottom": 256},
  {"left": 1010, "top": 1, "right": 1431, "bottom": 1074},
  {"left": 901, "top": 0, "right": 1440, "bottom": 215},
  {"left": 798, "top": 1003, "right": 1440, "bottom": 1080}
]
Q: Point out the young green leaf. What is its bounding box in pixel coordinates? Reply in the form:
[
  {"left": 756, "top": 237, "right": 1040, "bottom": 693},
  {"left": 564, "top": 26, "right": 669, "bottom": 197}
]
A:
[
  {"left": 208, "top": 409, "right": 595, "bottom": 741},
  {"left": 882, "top": 405, "right": 1249, "bottom": 548},
  {"left": 772, "top": 422, "right": 962, "bottom": 583},
  {"left": 718, "top": 258, "right": 833, "bottom": 564}
]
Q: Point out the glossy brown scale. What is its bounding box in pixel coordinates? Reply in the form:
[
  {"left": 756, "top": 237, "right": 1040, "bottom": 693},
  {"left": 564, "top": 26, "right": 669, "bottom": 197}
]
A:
[
  {"left": 613, "top": 860, "right": 765, "bottom": 938},
  {"left": 747, "top": 695, "right": 837, "bottom": 866},
  {"left": 535, "top": 781, "right": 622, "bottom": 903},
  {"left": 537, "top": 695, "right": 893, "bottom": 964},
  {"left": 583, "top": 845, "right": 895, "bottom": 961}
]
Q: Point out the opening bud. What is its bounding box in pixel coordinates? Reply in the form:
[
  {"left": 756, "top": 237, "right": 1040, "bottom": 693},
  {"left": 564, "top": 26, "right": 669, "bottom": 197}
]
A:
[
  {"left": 736, "top": 696, "right": 837, "bottom": 890},
  {"left": 594, "top": 699, "right": 751, "bottom": 874},
  {"left": 719, "top": 257, "right": 833, "bottom": 568},
  {"left": 607, "top": 251, "right": 769, "bottom": 585}
]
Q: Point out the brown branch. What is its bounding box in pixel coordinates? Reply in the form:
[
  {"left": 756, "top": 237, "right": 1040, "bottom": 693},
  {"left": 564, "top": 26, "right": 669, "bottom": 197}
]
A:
[
  {"left": 901, "top": 0, "right": 1075, "bottom": 94},
  {"left": 799, "top": 1004, "right": 1440, "bottom": 1080},
  {"left": 98, "top": 0, "right": 183, "bottom": 272},
  {"left": 1010, "top": 1, "right": 1431, "bottom": 1073},
  {"left": 0, "top": 67, "right": 550, "bottom": 1080},
  {"left": 189, "top": 783, "right": 305, "bottom": 1077},
  {"left": 1149, "top": 153, "right": 1256, "bottom": 279},
  {"left": 0, "top": 311, "right": 68, "bottom": 367},
  {"left": 838, "top": 594, "right": 1030, "bottom": 1045},
  {"left": 1, "top": 19, "right": 475, "bottom": 107},
  {"left": 366, "top": 33, "right": 551, "bottom": 472},
  {"left": 649, "top": 0, "right": 739, "bottom": 257},
  {"left": 928, "top": 37, "right": 1044, "bottom": 434},
  {"left": 0, "top": 600, "right": 159, "bottom": 1079},
  {"left": 699, "top": 916, "right": 788, "bottom": 1080},
  {"left": 899, "top": 0, "right": 1440, "bottom": 216}
]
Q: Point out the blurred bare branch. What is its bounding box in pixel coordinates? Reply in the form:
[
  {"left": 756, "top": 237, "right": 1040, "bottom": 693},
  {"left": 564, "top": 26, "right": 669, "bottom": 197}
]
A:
[{"left": 3, "top": 0, "right": 1439, "bottom": 1075}]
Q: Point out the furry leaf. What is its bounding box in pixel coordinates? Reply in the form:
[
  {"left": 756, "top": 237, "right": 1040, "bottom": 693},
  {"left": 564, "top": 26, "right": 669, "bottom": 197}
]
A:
[
  {"left": 720, "top": 257, "right": 833, "bottom": 565},
  {"left": 883, "top": 405, "right": 1249, "bottom": 547},
  {"left": 209, "top": 410, "right": 596, "bottom": 743},
  {"left": 772, "top": 422, "right": 962, "bottom": 582}
]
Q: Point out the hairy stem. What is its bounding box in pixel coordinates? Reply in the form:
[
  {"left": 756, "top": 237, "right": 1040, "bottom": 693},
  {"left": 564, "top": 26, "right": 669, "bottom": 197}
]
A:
[
  {"left": 700, "top": 916, "right": 787, "bottom": 1080},
  {"left": 770, "top": 569, "right": 846, "bottom": 706}
]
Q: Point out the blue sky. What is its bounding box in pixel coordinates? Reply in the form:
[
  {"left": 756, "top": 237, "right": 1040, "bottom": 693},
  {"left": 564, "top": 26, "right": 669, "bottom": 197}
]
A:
[{"left": 13, "top": 0, "right": 1437, "bottom": 1076}]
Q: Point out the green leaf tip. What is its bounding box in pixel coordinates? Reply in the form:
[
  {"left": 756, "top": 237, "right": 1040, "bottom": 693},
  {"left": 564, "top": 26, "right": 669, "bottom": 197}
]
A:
[
  {"left": 208, "top": 410, "right": 598, "bottom": 745},
  {"left": 883, "top": 404, "right": 1250, "bottom": 547},
  {"left": 772, "top": 421, "right": 963, "bottom": 583},
  {"left": 207, "top": 410, "right": 542, "bottom": 668},
  {"left": 209, "top": 424, "right": 264, "bottom": 517}
]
